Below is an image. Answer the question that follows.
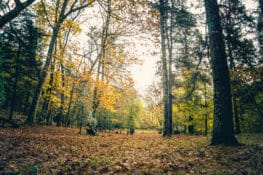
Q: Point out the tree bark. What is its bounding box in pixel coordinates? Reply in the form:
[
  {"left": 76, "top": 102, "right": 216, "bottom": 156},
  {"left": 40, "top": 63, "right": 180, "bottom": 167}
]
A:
[
  {"left": 204, "top": 0, "right": 239, "bottom": 145},
  {"left": 224, "top": 0, "right": 241, "bottom": 135},
  {"left": 167, "top": 0, "right": 174, "bottom": 135},
  {"left": 0, "top": 0, "right": 36, "bottom": 29},
  {"left": 65, "top": 84, "right": 75, "bottom": 127},
  {"left": 0, "top": 56, "right": 4, "bottom": 105},
  {"left": 258, "top": 0, "right": 263, "bottom": 63},
  {"left": 57, "top": 63, "right": 65, "bottom": 126},
  {"left": 188, "top": 116, "right": 194, "bottom": 134},
  {"left": 159, "top": 0, "right": 172, "bottom": 137},
  {"left": 204, "top": 81, "right": 208, "bottom": 135},
  {"left": 9, "top": 42, "right": 21, "bottom": 120},
  {"left": 233, "top": 94, "right": 241, "bottom": 134}
]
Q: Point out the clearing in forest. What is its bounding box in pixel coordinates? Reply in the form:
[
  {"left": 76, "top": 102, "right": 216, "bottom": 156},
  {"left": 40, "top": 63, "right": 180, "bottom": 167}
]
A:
[{"left": 0, "top": 126, "right": 262, "bottom": 174}]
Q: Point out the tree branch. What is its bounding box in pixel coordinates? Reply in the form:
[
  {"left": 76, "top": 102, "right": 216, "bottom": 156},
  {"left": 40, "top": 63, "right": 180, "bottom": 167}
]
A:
[
  {"left": 63, "top": 2, "right": 91, "bottom": 20},
  {"left": 0, "top": 0, "right": 36, "bottom": 29}
]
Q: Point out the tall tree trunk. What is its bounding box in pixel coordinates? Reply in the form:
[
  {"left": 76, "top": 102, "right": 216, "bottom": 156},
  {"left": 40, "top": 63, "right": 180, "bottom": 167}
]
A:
[
  {"left": 204, "top": 0, "right": 239, "bottom": 145},
  {"left": 65, "top": 84, "right": 75, "bottom": 127},
  {"left": 79, "top": 105, "right": 84, "bottom": 134},
  {"left": 47, "top": 104, "right": 53, "bottom": 126},
  {"left": 224, "top": 0, "right": 241, "bottom": 134},
  {"left": 204, "top": 81, "right": 208, "bottom": 135},
  {"left": 0, "top": 56, "right": 4, "bottom": 105},
  {"left": 92, "top": 0, "right": 111, "bottom": 118},
  {"left": 57, "top": 63, "right": 65, "bottom": 126},
  {"left": 22, "top": 87, "right": 30, "bottom": 115},
  {"left": 41, "top": 98, "right": 48, "bottom": 124},
  {"left": 159, "top": 0, "right": 172, "bottom": 137},
  {"left": 167, "top": 0, "right": 174, "bottom": 135},
  {"left": 27, "top": 0, "right": 68, "bottom": 125},
  {"left": 258, "top": 0, "right": 263, "bottom": 63},
  {"left": 9, "top": 43, "right": 21, "bottom": 120},
  {"left": 233, "top": 94, "right": 241, "bottom": 134},
  {"left": 188, "top": 116, "right": 194, "bottom": 134},
  {"left": 42, "top": 55, "right": 56, "bottom": 124}
]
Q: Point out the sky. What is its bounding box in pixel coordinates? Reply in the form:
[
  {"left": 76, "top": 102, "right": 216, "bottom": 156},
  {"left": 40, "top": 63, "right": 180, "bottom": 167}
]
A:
[
  {"left": 128, "top": 34, "right": 160, "bottom": 95},
  {"left": 130, "top": 0, "right": 258, "bottom": 95},
  {"left": 130, "top": 50, "right": 159, "bottom": 95}
]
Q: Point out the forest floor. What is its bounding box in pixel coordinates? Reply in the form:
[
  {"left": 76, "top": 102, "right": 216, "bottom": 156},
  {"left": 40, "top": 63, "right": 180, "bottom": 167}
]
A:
[{"left": 0, "top": 126, "right": 262, "bottom": 175}]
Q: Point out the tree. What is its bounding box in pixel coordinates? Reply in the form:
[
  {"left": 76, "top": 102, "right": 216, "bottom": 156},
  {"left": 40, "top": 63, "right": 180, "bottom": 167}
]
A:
[
  {"left": 144, "top": 83, "right": 163, "bottom": 130},
  {"left": 0, "top": 11, "right": 41, "bottom": 120},
  {"left": 220, "top": 0, "right": 256, "bottom": 134},
  {"left": 159, "top": 0, "right": 173, "bottom": 137},
  {"left": 0, "top": 0, "right": 36, "bottom": 29},
  {"left": 90, "top": 0, "right": 112, "bottom": 119},
  {"left": 204, "top": 0, "right": 239, "bottom": 145},
  {"left": 0, "top": 52, "right": 4, "bottom": 105},
  {"left": 258, "top": 0, "right": 263, "bottom": 63},
  {"left": 127, "top": 100, "right": 142, "bottom": 135},
  {"left": 27, "top": 0, "right": 93, "bottom": 125}
]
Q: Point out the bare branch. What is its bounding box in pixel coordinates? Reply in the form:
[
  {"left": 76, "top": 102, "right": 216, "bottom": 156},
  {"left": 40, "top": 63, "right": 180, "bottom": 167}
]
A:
[
  {"left": 0, "top": 0, "right": 36, "bottom": 29},
  {"left": 40, "top": 0, "right": 53, "bottom": 29},
  {"left": 63, "top": 1, "right": 92, "bottom": 20}
]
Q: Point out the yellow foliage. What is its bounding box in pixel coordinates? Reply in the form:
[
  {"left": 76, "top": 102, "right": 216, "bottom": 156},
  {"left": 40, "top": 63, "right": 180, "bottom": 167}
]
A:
[
  {"left": 91, "top": 81, "right": 120, "bottom": 112},
  {"left": 62, "top": 20, "right": 82, "bottom": 34}
]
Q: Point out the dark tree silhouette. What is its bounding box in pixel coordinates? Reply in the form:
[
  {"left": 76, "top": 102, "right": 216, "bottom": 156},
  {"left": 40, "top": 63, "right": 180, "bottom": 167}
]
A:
[
  {"left": 204, "top": 0, "right": 239, "bottom": 145},
  {"left": 0, "top": 0, "right": 36, "bottom": 29}
]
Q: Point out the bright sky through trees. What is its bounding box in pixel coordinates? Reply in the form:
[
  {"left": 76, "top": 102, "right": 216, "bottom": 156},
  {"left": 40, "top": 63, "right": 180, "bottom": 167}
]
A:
[
  {"left": 130, "top": 34, "right": 160, "bottom": 95},
  {"left": 130, "top": 0, "right": 256, "bottom": 95}
]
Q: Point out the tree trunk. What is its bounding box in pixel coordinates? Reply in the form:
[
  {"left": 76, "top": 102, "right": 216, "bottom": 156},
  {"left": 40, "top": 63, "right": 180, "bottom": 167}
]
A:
[
  {"left": 9, "top": 42, "right": 21, "bottom": 120},
  {"left": 258, "top": 0, "right": 263, "bottom": 63},
  {"left": 233, "top": 94, "right": 241, "bottom": 134},
  {"left": 159, "top": 0, "right": 172, "bottom": 137},
  {"left": 92, "top": 87, "right": 99, "bottom": 118},
  {"left": 188, "top": 116, "right": 194, "bottom": 134},
  {"left": 204, "top": 0, "right": 239, "bottom": 145},
  {"left": 47, "top": 103, "right": 53, "bottom": 125},
  {"left": 27, "top": 0, "right": 68, "bottom": 125},
  {"left": 57, "top": 63, "right": 65, "bottom": 127},
  {"left": 204, "top": 81, "right": 208, "bottom": 135},
  {"left": 0, "top": 0, "right": 36, "bottom": 29},
  {"left": 65, "top": 84, "right": 75, "bottom": 127},
  {"left": 42, "top": 57, "right": 56, "bottom": 125},
  {"left": 224, "top": 0, "right": 241, "bottom": 135},
  {"left": 0, "top": 56, "right": 4, "bottom": 105},
  {"left": 167, "top": 1, "right": 174, "bottom": 135},
  {"left": 41, "top": 98, "right": 48, "bottom": 124},
  {"left": 79, "top": 105, "right": 84, "bottom": 134},
  {"left": 92, "top": 0, "right": 111, "bottom": 119},
  {"left": 22, "top": 88, "right": 30, "bottom": 115}
]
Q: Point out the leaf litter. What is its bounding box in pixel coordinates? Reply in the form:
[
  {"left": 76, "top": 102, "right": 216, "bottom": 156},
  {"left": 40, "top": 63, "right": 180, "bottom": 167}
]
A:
[{"left": 0, "top": 126, "right": 262, "bottom": 174}]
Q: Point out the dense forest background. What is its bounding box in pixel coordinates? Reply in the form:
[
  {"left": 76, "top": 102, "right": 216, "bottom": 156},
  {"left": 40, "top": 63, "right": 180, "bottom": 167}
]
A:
[
  {"left": 0, "top": 0, "right": 263, "bottom": 174},
  {"left": 0, "top": 0, "right": 262, "bottom": 137}
]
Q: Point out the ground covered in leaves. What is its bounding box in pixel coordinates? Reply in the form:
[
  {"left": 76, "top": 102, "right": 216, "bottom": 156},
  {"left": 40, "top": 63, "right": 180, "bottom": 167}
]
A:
[{"left": 0, "top": 127, "right": 262, "bottom": 174}]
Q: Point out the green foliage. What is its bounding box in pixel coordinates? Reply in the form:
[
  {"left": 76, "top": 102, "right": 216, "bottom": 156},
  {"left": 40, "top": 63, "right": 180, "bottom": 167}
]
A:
[
  {"left": 169, "top": 2, "right": 214, "bottom": 135},
  {"left": 174, "top": 8, "right": 196, "bottom": 28},
  {"left": 127, "top": 99, "right": 142, "bottom": 132},
  {"left": 237, "top": 81, "right": 263, "bottom": 133},
  {"left": 0, "top": 11, "right": 41, "bottom": 114}
]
